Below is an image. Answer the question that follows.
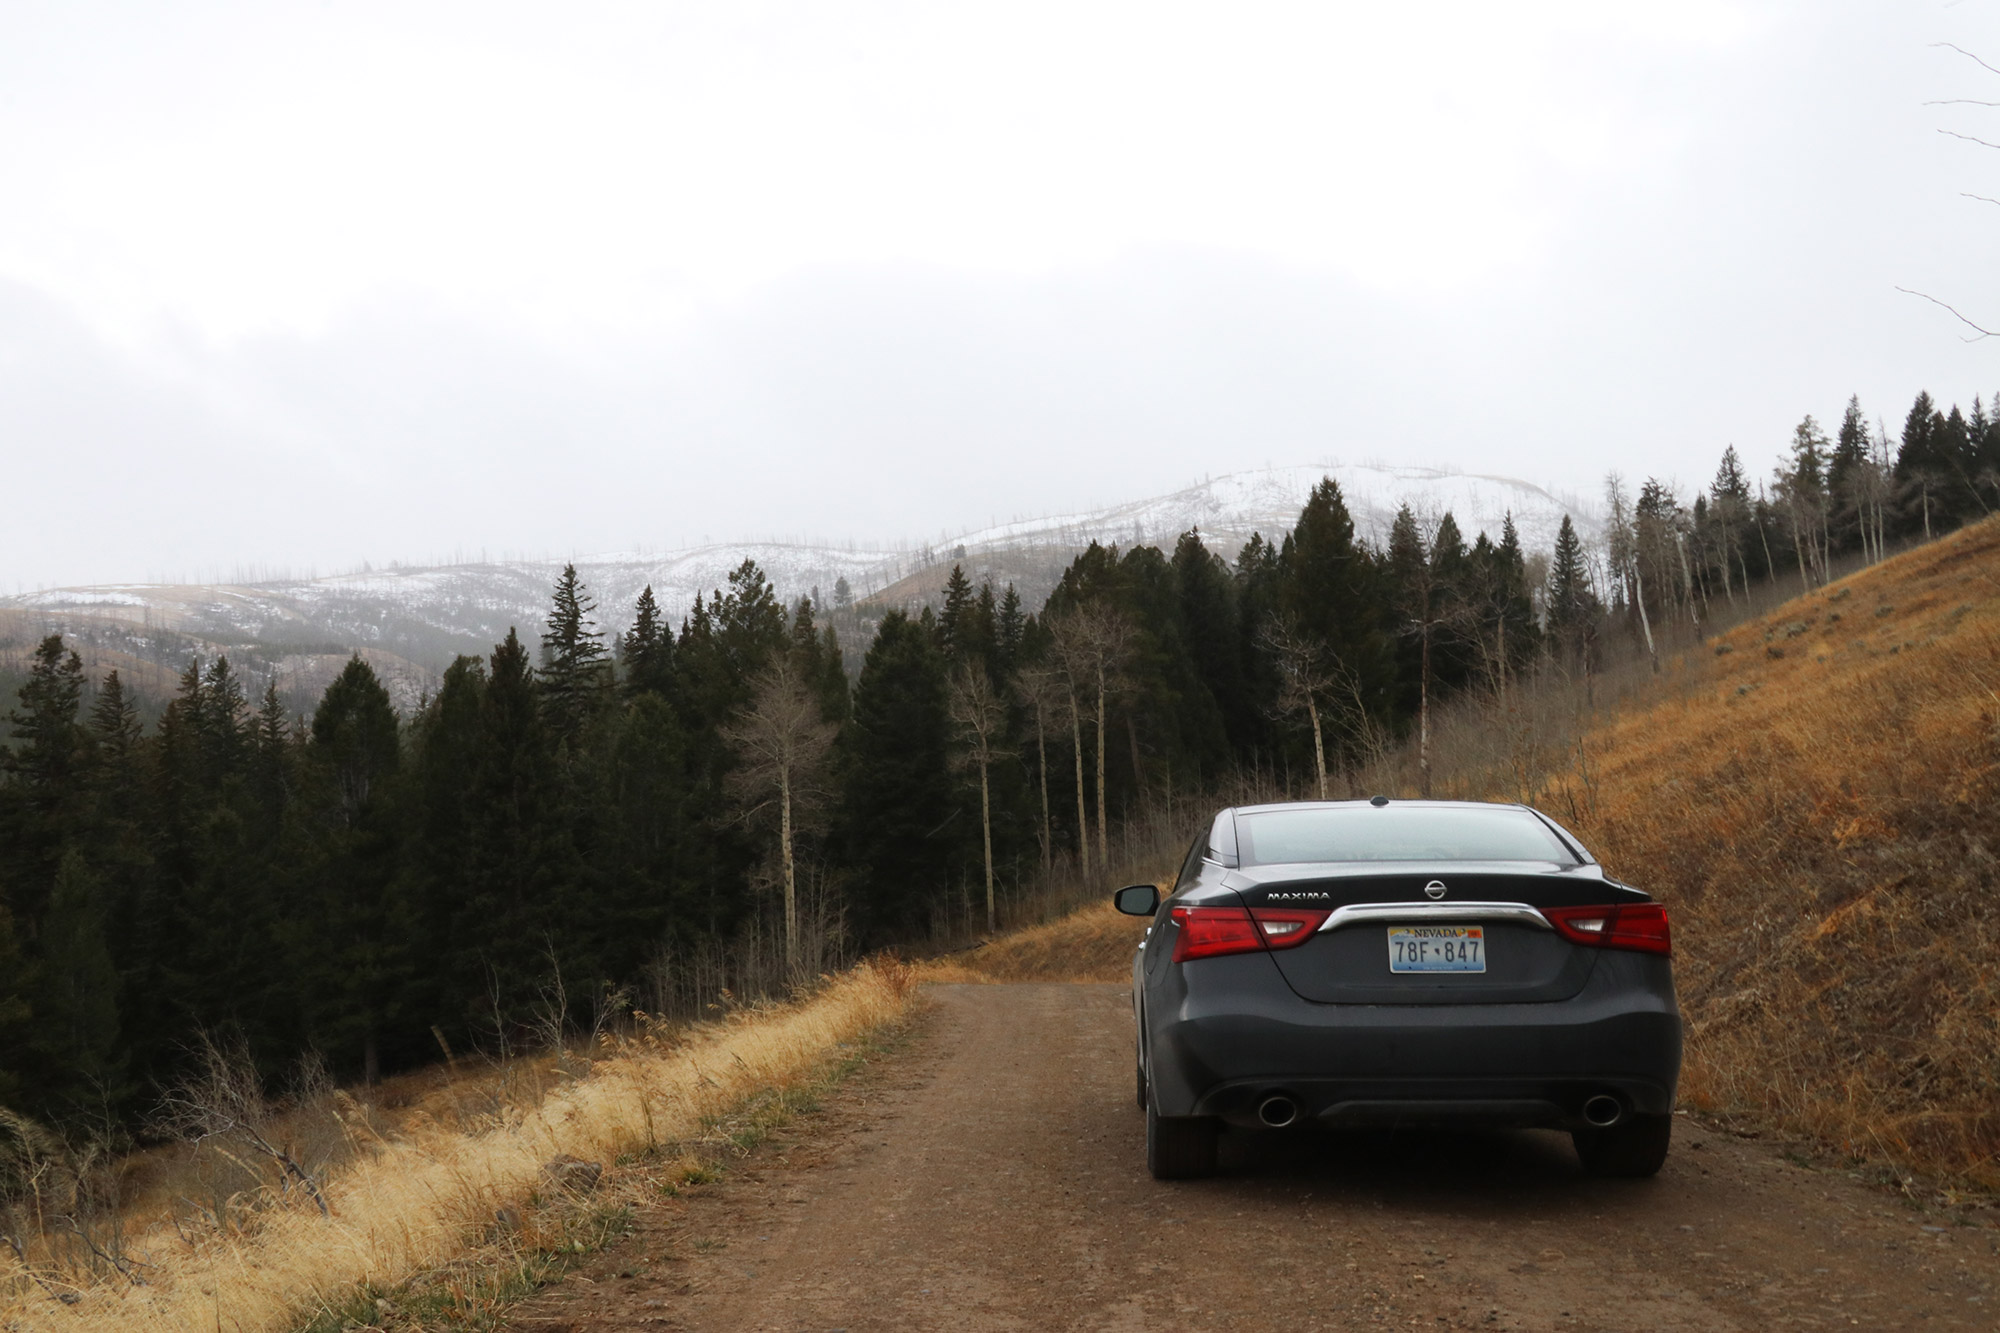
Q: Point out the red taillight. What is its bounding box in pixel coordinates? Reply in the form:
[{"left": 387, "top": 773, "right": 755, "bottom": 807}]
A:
[
  {"left": 1170, "top": 906, "right": 1261, "bottom": 961},
  {"left": 1170, "top": 906, "right": 1329, "bottom": 961},
  {"left": 1543, "top": 902, "right": 1672, "bottom": 956}
]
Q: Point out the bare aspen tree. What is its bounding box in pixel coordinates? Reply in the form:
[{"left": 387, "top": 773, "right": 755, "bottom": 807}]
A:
[
  {"left": 1047, "top": 638, "right": 1091, "bottom": 876},
  {"left": 1258, "top": 618, "right": 1336, "bottom": 799},
  {"left": 1046, "top": 613, "right": 1093, "bottom": 876},
  {"left": 1051, "top": 604, "right": 1137, "bottom": 877},
  {"left": 1604, "top": 475, "right": 1657, "bottom": 672},
  {"left": 1012, "top": 663, "right": 1065, "bottom": 880},
  {"left": 721, "top": 659, "right": 836, "bottom": 969},
  {"left": 947, "top": 665, "right": 1012, "bottom": 933}
]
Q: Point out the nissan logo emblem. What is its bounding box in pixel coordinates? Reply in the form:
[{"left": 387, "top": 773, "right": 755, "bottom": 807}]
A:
[{"left": 1424, "top": 880, "right": 1447, "bottom": 900}]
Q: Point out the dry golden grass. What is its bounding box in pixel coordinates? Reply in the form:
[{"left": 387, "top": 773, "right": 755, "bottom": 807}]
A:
[
  {"left": 1562, "top": 519, "right": 2000, "bottom": 1184},
  {"left": 941, "top": 900, "right": 1152, "bottom": 983},
  {"left": 0, "top": 962, "right": 918, "bottom": 1332}
]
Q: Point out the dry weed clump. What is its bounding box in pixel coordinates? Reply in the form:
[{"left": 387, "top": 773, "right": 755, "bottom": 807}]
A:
[{"left": 0, "top": 961, "right": 918, "bottom": 1333}]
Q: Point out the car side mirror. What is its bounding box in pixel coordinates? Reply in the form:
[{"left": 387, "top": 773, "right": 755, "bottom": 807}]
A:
[{"left": 1113, "top": 884, "right": 1160, "bottom": 917}]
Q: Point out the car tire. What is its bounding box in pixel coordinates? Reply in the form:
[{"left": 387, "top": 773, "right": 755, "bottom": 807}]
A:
[
  {"left": 1572, "top": 1113, "right": 1672, "bottom": 1178},
  {"left": 1145, "top": 1095, "right": 1219, "bottom": 1180}
]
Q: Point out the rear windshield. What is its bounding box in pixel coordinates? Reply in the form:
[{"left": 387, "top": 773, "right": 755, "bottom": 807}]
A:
[{"left": 1236, "top": 805, "right": 1580, "bottom": 866}]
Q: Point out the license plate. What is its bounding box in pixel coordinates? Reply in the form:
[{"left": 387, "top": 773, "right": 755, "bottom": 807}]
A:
[{"left": 1388, "top": 925, "right": 1485, "bottom": 973}]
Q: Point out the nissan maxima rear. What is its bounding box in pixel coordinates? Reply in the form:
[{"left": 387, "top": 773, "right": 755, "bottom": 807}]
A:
[{"left": 1113, "top": 799, "right": 1681, "bottom": 1180}]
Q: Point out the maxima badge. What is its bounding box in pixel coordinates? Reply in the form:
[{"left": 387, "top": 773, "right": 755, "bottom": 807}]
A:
[{"left": 1424, "top": 880, "right": 1447, "bottom": 900}]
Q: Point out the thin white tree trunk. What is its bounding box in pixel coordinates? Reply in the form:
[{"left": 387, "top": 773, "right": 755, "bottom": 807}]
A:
[
  {"left": 1094, "top": 661, "right": 1109, "bottom": 877},
  {"left": 1419, "top": 630, "right": 1432, "bottom": 798},
  {"left": 779, "top": 762, "right": 796, "bottom": 968},
  {"left": 1035, "top": 715, "right": 1052, "bottom": 880},
  {"left": 1068, "top": 685, "right": 1089, "bottom": 875},
  {"left": 1630, "top": 563, "right": 1658, "bottom": 672},
  {"left": 1675, "top": 530, "right": 1699, "bottom": 629},
  {"left": 979, "top": 761, "right": 995, "bottom": 933},
  {"left": 1306, "top": 694, "right": 1327, "bottom": 800}
]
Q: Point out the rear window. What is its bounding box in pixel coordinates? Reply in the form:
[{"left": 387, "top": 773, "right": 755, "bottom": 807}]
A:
[{"left": 1235, "top": 805, "right": 1580, "bottom": 866}]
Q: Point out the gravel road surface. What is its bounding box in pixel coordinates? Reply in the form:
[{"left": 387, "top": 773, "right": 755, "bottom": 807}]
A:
[{"left": 507, "top": 983, "right": 1999, "bottom": 1331}]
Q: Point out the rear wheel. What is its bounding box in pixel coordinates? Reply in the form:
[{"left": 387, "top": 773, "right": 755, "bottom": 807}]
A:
[
  {"left": 1572, "top": 1113, "right": 1672, "bottom": 1178},
  {"left": 1145, "top": 1095, "right": 1219, "bottom": 1180}
]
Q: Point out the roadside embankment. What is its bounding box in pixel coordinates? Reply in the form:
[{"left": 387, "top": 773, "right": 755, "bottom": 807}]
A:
[{"left": 0, "top": 962, "right": 918, "bottom": 1333}]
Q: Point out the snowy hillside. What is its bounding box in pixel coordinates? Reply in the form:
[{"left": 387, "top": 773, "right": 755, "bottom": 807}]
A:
[{"left": 1, "top": 463, "right": 1600, "bottom": 688}]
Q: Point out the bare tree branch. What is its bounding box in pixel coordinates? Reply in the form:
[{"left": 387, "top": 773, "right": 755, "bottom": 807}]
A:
[
  {"left": 1938, "top": 127, "right": 2000, "bottom": 150},
  {"left": 1895, "top": 286, "right": 1999, "bottom": 340},
  {"left": 1934, "top": 41, "right": 2000, "bottom": 78}
]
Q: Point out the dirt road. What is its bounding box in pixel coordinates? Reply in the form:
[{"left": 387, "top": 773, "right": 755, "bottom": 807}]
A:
[{"left": 509, "top": 984, "right": 2000, "bottom": 1331}]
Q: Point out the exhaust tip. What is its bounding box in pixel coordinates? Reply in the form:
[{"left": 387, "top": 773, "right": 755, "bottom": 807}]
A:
[
  {"left": 1257, "top": 1095, "right": 1300, "bottom": 1128},
  {"left": 1581, "top": 1094, "right": 1624, "bottom": 1128}
]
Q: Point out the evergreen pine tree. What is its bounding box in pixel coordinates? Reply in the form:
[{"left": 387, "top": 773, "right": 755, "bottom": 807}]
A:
[
  {"left": 1172, "top": 530, "right": 1248, "bottom": 751},
  {"left": 937, "top": 564, "right": 976, "bottom": 657},
  {"left": 1, "top": 635, "right": 88, "bottom": 926},
  {"left": 971, "top": 580, "right": 999, "bottom": 672},
  {"left": 250, "top": 681, "right": 294, "bottom": 826},
  {"left": 1710, "top": 446, "right": 1758, "bottom": 586},
  {"left": 29, "top": 851, "right": 124, "bottom": 1112},
  {"left": 301, "top": 657, "right": 409, "bottom": 1082},
  {"left": 620, "top": 585, "right": 675, "bottom": 700},
  {"left": 0, "top": 904, "right": 29, "bottom": 1107},
  {"left": 994, "top": 584, "right": 1026, "bottom": 678},
  {"left": 1831, "top": 395, "right": 1870, "bottom": 553},
  {"left": 1494, "top": 514, "right": 1540, "bottom": 671},
  {"left": 540, "top": 564, "right": 612, "bottom": 740},
  {"left": 1546, "top": 514, "right": 1595, "bottom": 655},
  {"left": 88, "top": 669, "right": 143, "bottom": 761},
  {"left": 457, "top": 629, "right": 573, "bottom": 1029},
  {"left": 199, "top": 656, "right": 249, "bottom": 780},
  {"left": 1896, "top": 391, "right": 1943, "bottom": 538},
  {"left": 1278, "top": 479, "right": 1393, "bottom": 723},
  {"left": 715, "top": 560, "right": 788, "bottom": 682},
  {"left": 837, "top": 611, "right": 954, "bottom": 945}
]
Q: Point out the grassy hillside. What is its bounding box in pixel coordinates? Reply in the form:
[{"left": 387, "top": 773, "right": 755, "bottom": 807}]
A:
[
  {"left": 959, "top": 517, "right": 2000, "bottom": 1185},
  {"left": 1579, "top": 517, "right": 2000, "bottom": 1182}
]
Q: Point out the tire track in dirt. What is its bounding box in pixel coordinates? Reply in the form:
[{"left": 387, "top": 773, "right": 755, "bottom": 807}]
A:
[{"left": 507, "top": 984, "right": 2000, "bottom": 1331}]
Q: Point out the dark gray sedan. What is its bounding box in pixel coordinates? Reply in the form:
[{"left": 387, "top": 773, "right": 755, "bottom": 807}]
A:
[{"left": 1113, "top": 798, "right": 1682, "bottom": 1180}]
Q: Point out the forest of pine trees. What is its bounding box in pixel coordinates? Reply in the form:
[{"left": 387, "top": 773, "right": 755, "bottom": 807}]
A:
[{"left": 0, "top": 388, "right": 1993, "bottom": 1132}]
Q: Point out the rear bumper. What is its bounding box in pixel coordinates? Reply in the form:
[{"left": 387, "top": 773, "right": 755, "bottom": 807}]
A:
[{"left": 1145, "top": 951, "right": 1682, "bottom": 1129}]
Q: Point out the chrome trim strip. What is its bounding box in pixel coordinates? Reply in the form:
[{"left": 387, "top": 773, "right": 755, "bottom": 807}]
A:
[{"left": 1315, "top": 901, "right": 1553, "bottom": 933}]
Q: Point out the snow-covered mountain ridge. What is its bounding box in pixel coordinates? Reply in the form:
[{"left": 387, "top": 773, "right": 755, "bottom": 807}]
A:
[{"left": 2, "top": 464, "right": 1599, "bottom": 699}]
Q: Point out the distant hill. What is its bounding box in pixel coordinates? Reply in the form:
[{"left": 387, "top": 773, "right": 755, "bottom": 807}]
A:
[{"left": 0, "top": 463, "right": 1598, "bottom": 711}]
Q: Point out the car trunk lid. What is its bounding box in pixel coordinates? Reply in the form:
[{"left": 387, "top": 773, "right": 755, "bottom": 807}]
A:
[{"left": 1231, "top": 866, "right": 1645, "bottom": 1005}]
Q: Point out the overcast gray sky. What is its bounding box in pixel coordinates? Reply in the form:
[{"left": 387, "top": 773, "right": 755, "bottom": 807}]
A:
[{"left": 4, "top": 0, "right": 1997, "bottom": 590}]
